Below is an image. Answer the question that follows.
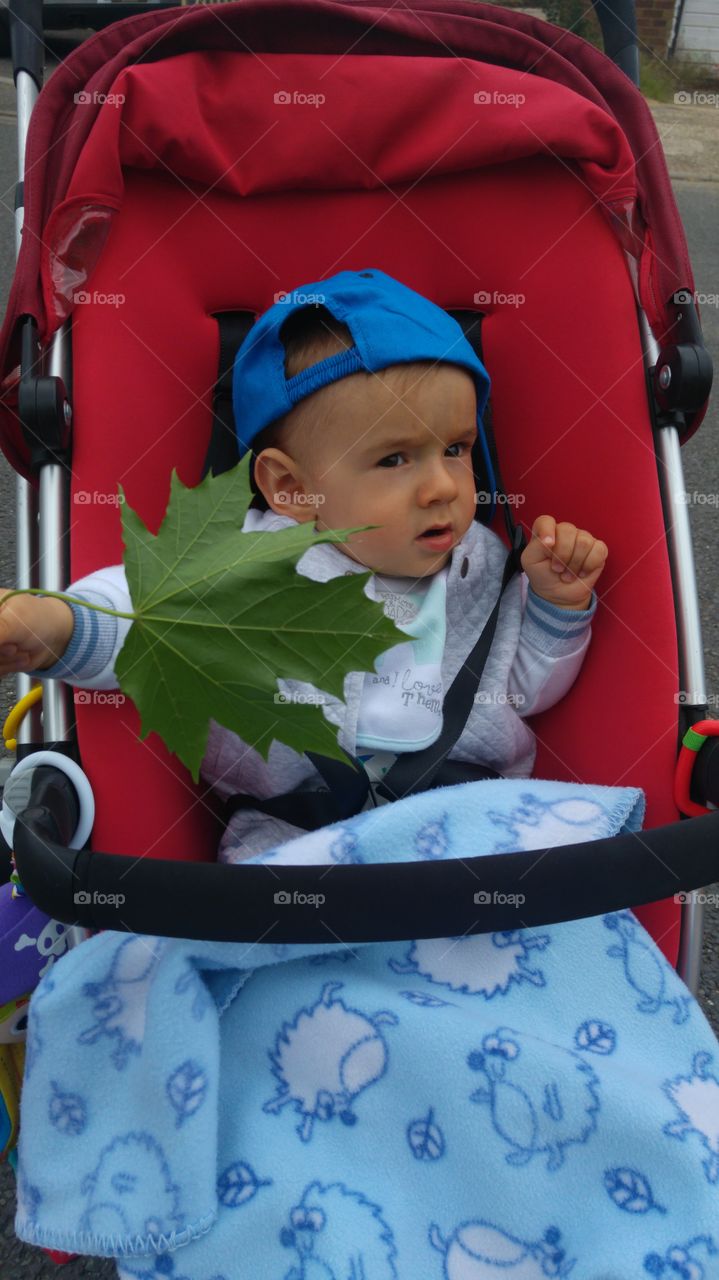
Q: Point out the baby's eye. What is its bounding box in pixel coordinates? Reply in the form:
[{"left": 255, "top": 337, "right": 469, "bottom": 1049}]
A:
[{"left": 376, "top": 443, "right": 469, "bottom": 468}]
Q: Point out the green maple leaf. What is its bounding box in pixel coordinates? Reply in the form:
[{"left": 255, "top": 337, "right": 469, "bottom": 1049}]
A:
[{"left": 21, "top": 454, "right": 404, "bottom": 783}]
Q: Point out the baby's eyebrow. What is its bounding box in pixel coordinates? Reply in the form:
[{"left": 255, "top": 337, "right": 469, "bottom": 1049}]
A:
[{"left": 364, "top": 424, "right": 477, "bottom": 454}]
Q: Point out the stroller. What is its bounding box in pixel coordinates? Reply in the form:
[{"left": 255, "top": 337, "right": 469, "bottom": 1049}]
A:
[
  {"left": 0, "top": 0, "right": 717, "bottom": 953},
  {"left": 0, "top": 0, "right": 718, "bottom": 1272}
]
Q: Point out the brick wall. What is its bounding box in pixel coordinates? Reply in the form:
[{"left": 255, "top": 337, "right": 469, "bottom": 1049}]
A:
[{"left": 635, "top": 0, "right": 678, "bottom": 57}]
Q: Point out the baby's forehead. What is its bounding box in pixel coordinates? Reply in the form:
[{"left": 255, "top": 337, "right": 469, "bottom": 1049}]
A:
[
  {"left": 328, "top": 362, "right": 475, "bottom": 425},
  {"left": 325, "top": 361, "right": 474, "bottom": 409},
  {"left": 349, "top": 359, "right": 468, "bottom": 389},
  {"left": 288, "top": 361, "right": 477, "bottom": 464}
]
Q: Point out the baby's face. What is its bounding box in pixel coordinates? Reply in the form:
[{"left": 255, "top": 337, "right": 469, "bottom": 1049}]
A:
[{"left": 278, "top": 364, "right": 479, "bottom": 578}]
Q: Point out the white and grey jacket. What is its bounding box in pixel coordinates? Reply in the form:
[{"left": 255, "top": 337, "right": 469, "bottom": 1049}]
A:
[{"left": 43, "top": 508, "right": 597, "bottom": 861}]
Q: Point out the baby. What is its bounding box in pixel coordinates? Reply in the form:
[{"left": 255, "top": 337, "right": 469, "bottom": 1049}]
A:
[{"left": 0, "top": 269, "right": 607, "bottom": 861}]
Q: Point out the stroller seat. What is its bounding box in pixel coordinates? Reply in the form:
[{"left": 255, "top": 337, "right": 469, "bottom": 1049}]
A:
[{"left": 33, "top": 48, "right": 683, "bottom": 957}]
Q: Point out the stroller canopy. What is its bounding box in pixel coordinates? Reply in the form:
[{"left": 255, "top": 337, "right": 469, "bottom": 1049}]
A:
[{"left": 0, "top": 0, "right": 703, "bottom": 474}]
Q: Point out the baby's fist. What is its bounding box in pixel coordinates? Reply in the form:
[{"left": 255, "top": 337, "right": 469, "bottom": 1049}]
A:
[
  {"left": 0, "top": 590, "right": 74, "bottom": 676},
  {"left": 520, "top": 516, "right": 608, "bottom": 610}
]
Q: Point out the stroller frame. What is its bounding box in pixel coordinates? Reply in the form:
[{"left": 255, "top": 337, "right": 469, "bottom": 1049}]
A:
[{"left": 1, "top": 0, "right": 716, "bottom": 994}]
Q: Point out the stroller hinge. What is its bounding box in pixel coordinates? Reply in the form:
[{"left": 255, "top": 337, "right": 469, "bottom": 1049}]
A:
[
  {"left": 18, "top": 317, "right": 72, "bottom": 471},
  {"left": 650, "top": 291, "right": 713, "bottom": 434}
]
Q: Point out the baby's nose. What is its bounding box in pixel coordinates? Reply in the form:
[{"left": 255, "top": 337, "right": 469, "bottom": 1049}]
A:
[{"left": 418, "top": 459, "right": 459, "bottom": 503}]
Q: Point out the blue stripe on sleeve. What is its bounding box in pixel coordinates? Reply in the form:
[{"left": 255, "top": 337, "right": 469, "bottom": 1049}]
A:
[
  {"left": 525, "top": 586, "right": 597, "bottom": 638},
  {"left": 518, "top": 585, "right": 597, "bottom": 656},
  {"left": 40, "top": 591, "right": 119, "bottom": 683}
]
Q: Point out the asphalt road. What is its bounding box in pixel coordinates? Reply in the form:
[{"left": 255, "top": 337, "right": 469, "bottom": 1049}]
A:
[{"left": 0, "top": 36, "right": 717, "bottom": 1280}]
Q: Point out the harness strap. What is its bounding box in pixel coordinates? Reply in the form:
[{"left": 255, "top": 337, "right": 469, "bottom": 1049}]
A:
[
  {"left": 220, "top": 759, "right": 502, "bottom": 833},
  {"left": 202, "top": 311, "right": 256, "bottom": 479},
  {"left": 373, "top": 308, "right": 527, "bottom": 805},
  {"left": 376, "top": 530, "right": 523, "bottom": 803},
  {"left": 221, "top": 529, "right": 521, "bottom": 834}
]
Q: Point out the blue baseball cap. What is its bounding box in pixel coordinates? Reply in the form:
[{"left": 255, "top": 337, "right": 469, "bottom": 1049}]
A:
[{"left": 232, "top": 267, "right": 494, "bottom": 494}]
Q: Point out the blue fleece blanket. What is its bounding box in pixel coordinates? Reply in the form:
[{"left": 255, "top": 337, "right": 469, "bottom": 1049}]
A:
[{"left": 14, "top": 778, "right": 719, "bottom": 1280}]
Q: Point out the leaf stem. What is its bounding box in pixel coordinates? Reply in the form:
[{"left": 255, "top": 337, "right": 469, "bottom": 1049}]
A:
[{"left": 0, "top": 588, "right": 137, "bottom": 622}]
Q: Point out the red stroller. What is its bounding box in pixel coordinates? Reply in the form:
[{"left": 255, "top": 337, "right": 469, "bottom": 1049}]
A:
[
  {"left": 0, "top": 0, "right": 717, "bottom": 1045},
  {"left": 0, "top": 0, "right": 718, "bottom": 1272}
]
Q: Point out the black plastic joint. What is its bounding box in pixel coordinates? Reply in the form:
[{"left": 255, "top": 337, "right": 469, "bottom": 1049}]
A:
[
  {"left": 18, "top": 318, "right": 72, "bottom": 471},
  {"left": 651, "top": 291, "right": 714, "bottom": 431},
  {"left": 9, "top": 0, "right": 43, "bottom": 90}
]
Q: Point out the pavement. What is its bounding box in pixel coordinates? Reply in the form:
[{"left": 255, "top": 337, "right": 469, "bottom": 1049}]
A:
[
  {"left": 648, "top": 97, "right": 719, "bottom": 182},
  {"left": 0, "top": 50, "right": 717, "bottom": 1280}
]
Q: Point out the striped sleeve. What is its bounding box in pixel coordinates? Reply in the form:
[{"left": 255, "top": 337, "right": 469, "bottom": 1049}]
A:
[
  {"left": 41, "top": 590, "right": 119, "bottom": 683},
  {"left": 520, "top": 583, "right": 597, "bottom": 657}
]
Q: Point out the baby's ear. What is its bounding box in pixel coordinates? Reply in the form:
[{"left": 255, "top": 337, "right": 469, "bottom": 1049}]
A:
[{"left": 252, "top": 448, "right": 316, "bottom": 523}]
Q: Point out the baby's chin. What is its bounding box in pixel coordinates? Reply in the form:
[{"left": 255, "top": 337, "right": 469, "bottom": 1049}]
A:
[
  {"left": 336, "top": 537, "right": 457, "bottom": 578},
  {"left": 365, "top": 551, "right": 453, "bottom": 579}
]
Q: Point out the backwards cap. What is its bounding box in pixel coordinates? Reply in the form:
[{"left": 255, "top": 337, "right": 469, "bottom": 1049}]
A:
[{"left": 232, "top": 268, "right": 492, "bottom": 469}]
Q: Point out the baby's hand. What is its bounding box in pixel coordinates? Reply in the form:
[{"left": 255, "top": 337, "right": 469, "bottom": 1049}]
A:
[
  {"left": 0, "top": 590, "right": 74, "bottom": 677},
  {"left": 520, "top": 516, "right": 608, "bottom": 611}
]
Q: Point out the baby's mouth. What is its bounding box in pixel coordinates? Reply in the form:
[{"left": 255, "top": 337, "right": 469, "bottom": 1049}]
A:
[
  {"left": 417, "top": 523, "right": 452, "bottom": 538},
  {"left": 415, "top": 524, "right": 454, "bottom": 550},
  {"left": 418, "top": 523, "right": 452, "bottom": 537}
]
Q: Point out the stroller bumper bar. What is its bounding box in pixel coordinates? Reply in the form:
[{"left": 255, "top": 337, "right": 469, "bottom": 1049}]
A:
[{"left": 12, "top": 765, "right": 719, "bottom": 944}]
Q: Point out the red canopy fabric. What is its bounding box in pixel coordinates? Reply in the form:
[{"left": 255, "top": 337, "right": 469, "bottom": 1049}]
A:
[
  {"left": 0, "top": 0, "right": 704, "bottom": 477},
  {"left": 40, "top": 51, "right": 638, "bottom": 333}
]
